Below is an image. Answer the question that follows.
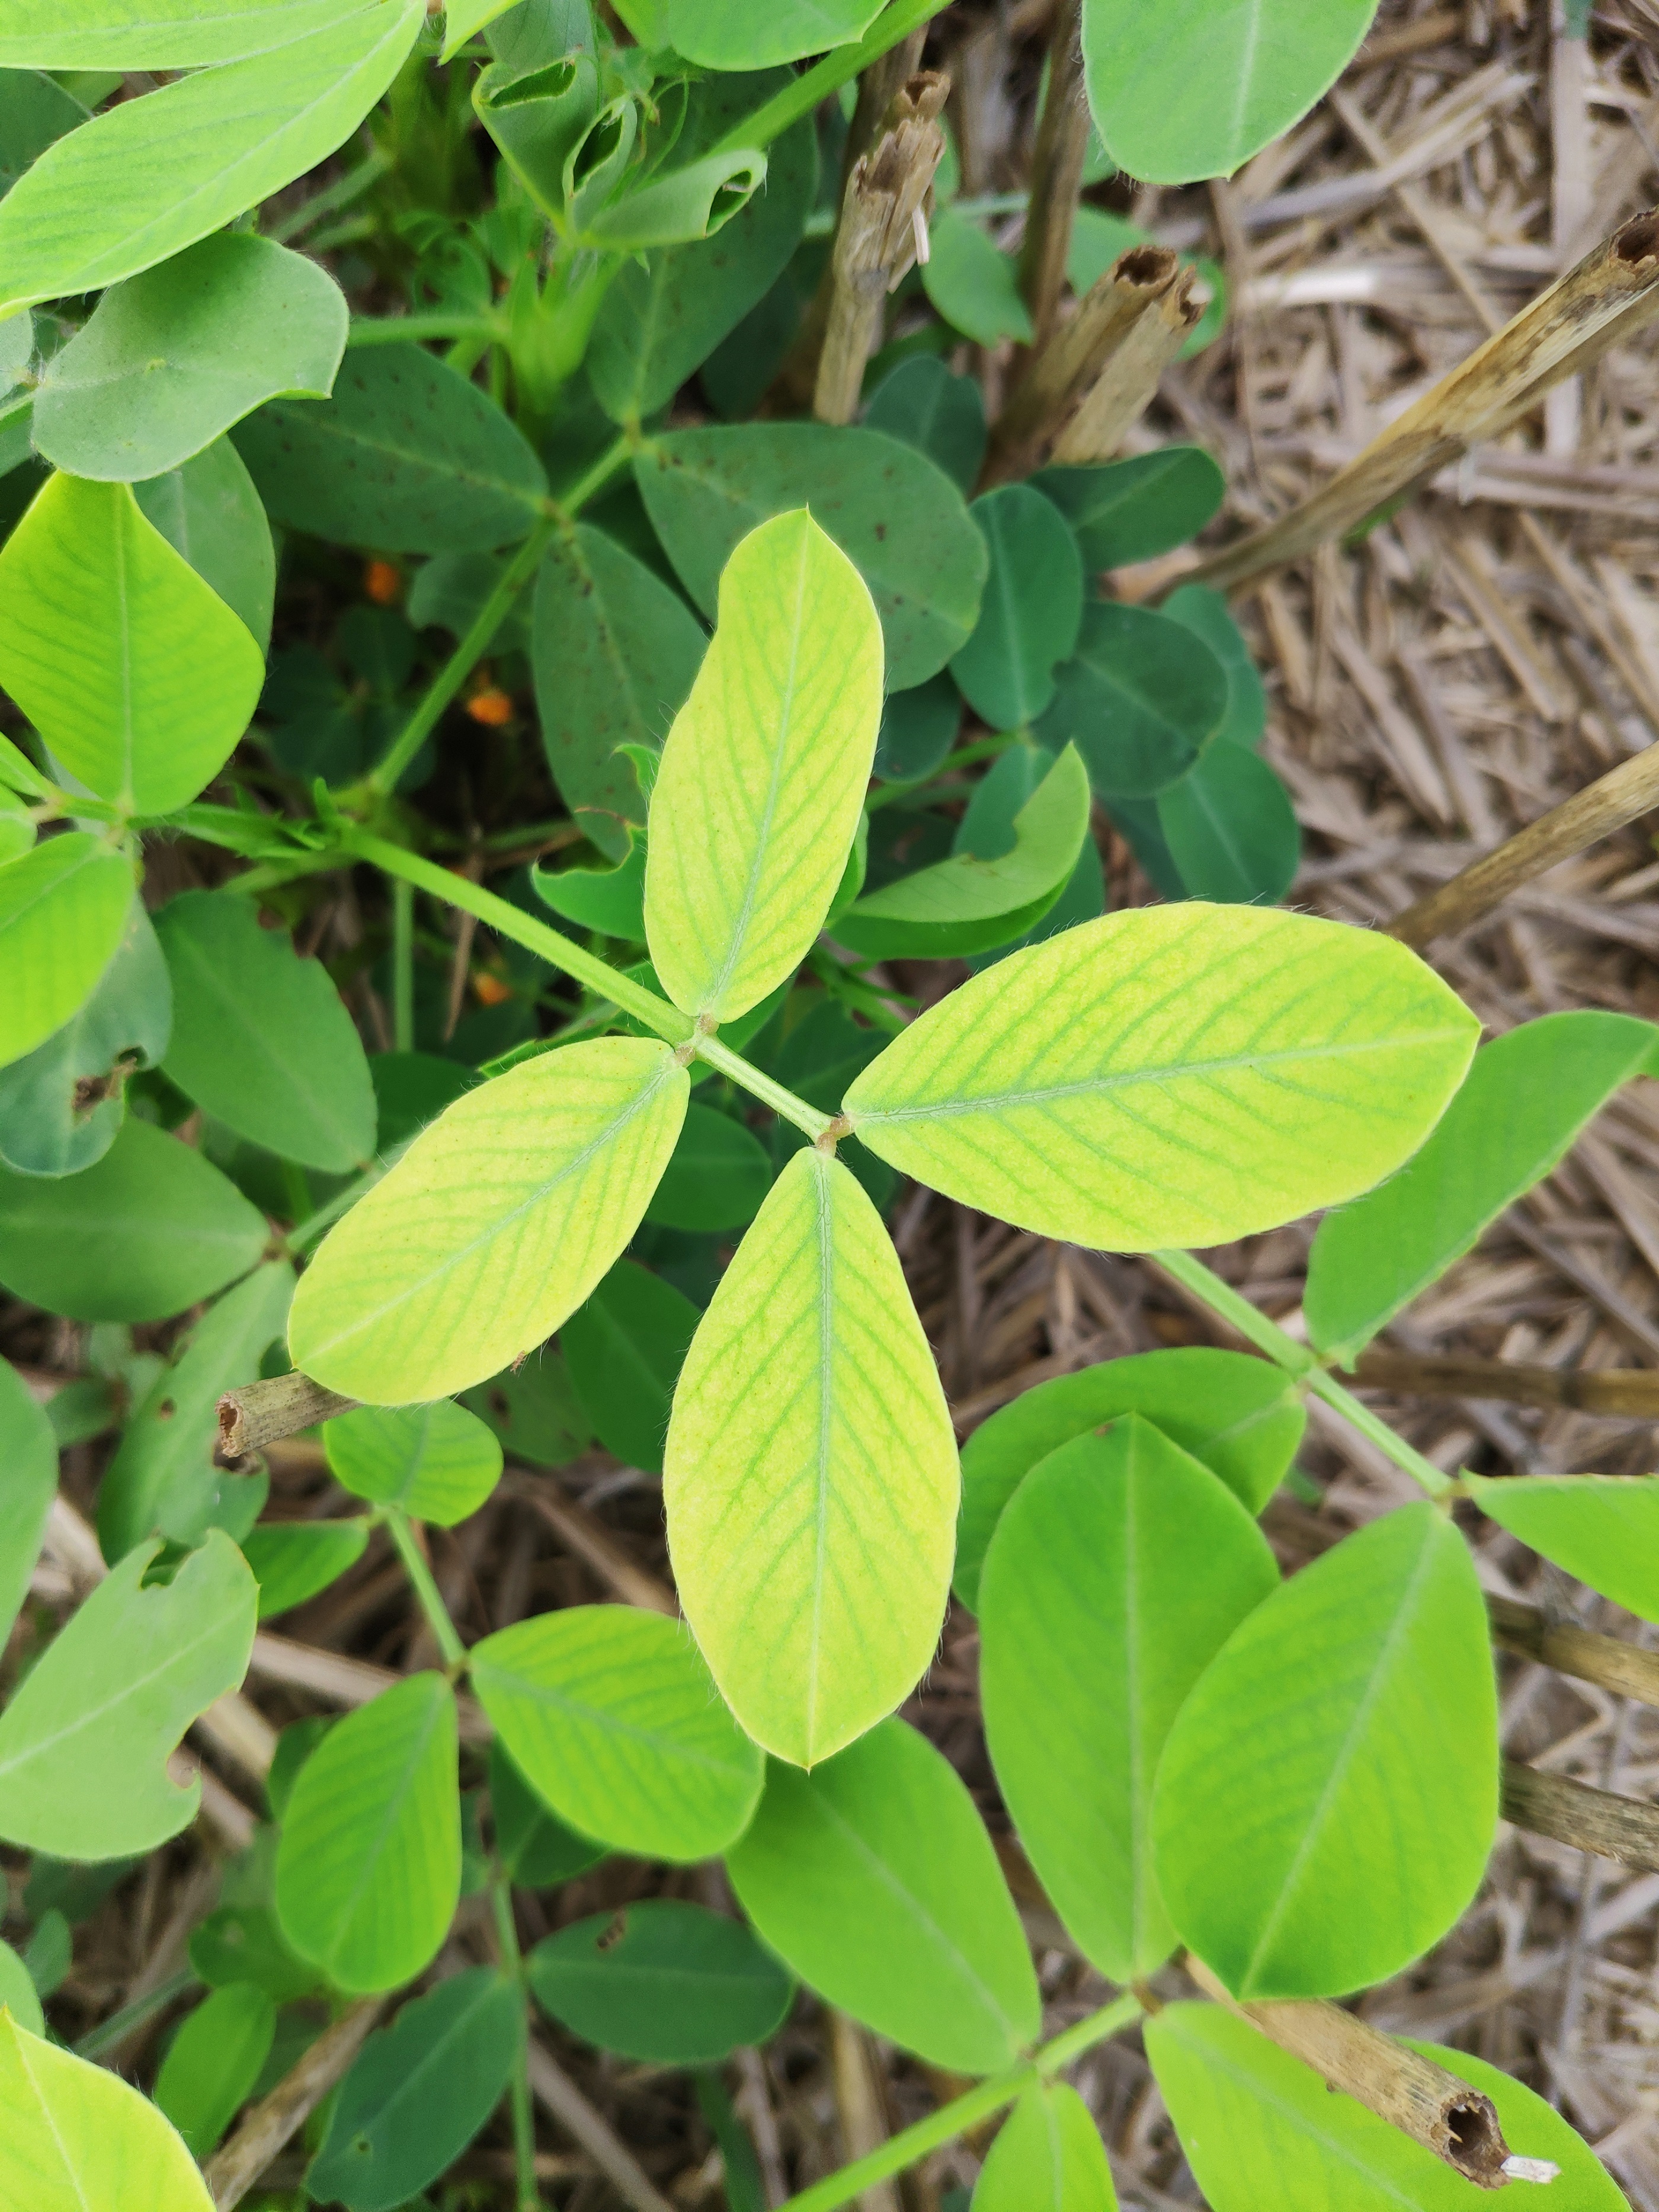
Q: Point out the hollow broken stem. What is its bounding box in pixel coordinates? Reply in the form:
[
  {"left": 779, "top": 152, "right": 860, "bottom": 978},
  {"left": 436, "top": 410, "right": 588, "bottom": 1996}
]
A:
[
  {"left": 217, "top": 1371, "right": 359, "bottom": 1460},
  {"left": 1017, "top": 0, "right": 1090, "bottom": 351}
]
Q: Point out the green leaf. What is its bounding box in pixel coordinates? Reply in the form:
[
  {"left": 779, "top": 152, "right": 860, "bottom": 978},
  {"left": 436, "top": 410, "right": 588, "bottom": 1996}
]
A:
[
  {"left": 836, "top": 743, "right": 1090, "bottom": 962},
  {"left": 0, "top": 1114, "right": 267, "bottom": 1322},
  {"left": 864, "top": 357, "right": 987, "bottom": 498},
  {"left": 1083, "top": 0, "right": 1378, "bottom": 185},
  {"left": 981, "top": 1420, "right": 1277, "bottom": 1981},
  {"left": 529, "top": 1900, "right": 793, "bottom": 2063},
  {"left": 324, "top": 1401, "right": 504, "bottom": 1527},
  {"left": 645, "top": 510, "right": 883, "bottom": 1022},
  {"left": 1158, "top": 741, "right": 1299, "bottom": 905},
  {"left": 923, "top": 210, "right": 1034, "bottom": 347},
  {"left": 580, "top": 148, "right": 767, "bottom": 251},
  {"left": 190, "top": 1903, "right": 321, "bottom": 2003},
  {"left": 662, "top": 0, "right": 880, "bottom": 67},
  {"left": 0, "top": 834, "right": 132, "bottom": 1075},
  {"left": 0, "top": 2012, "right": 214, "bottom": 2212},
  {"left": 954, "top": 751, "right": 1104, "bottom": 970},
  {"left": 957, "top": 1347, "right": 1302, "bottom": 1611},
  {"left": 369, "top": 1050, "right": 473, "bottom": 1150},
  {"left": 0, "top": 0, "right": 382, "bottom": 69},
  {"left": 0, "top": 1357, "right": 56, "bottom": 1651},
  {"left": 845, "top": 905, "right": 1479, "bottom": 1252},
  {"left": 561, "top": 1257, "right": 699, "bottom": 1473},
  {"left": 156, "top": 890, "right": 376, "bottom": 1174},
  {"left": 274, "top": 1673, "right": 461, "bottom": 1993},
  {"left": 1306, "top": 1011, "right": 1659, "bottom": 1363},
  {"left": 153, "top": 1982, "right": 275, "bottom": 2159},
  {"left": 589, "top": 74, "right": 816, "bottom": 423},
  {"left": 1036, "top": 601, "right": 1226, "bottom": 798},
  {"left": 636, "top": 423, "right": 988, "bottom": 692},
  {"left": 134, "top": 434, "right": 277, "bottom": 651},
  {"left": 289, "top": 1038, "right": 688, "bottom": 1403},
  {"left": 646, "top": 1103, "right": 773, "bottom": 1233},
  {"left": 665, "top": 1148, "right": 958, "bottom": 1766},
  {"left": 0, "top": 898, "right": 171, "bottom": 1177},
  {"left": 1033, "top": 449, "right": 1224, "bottom": 571},
  {"left": 460, "top": 1356, "right": 592, "bottom": 1471},
  {"left": 1146, "top": 2004, "right": 1628, "bottom": 2212},
  {"left": 0, "top": 1531, "right": 256, "bottom": 1858},
  {"left": 534, "top": 838, "right": 646, "bottom": 940},
  {"left": 470, "top": 1605, "right": 763, "bottom": 1861},
  {"left": 0, "top": 1939, "right": 44, "bottom": 2038},
  {"left": 725, "top": 1719, "right": 1038, "bottom": 2075},
  {"left": 1159, "top": 582, "right": 1264, "bottom": 748},
  {"left": 950, "top": 488, "right": 1084, "bottom": 732},
  {"left": 1466, "top": 1473, "right": 1659, "bottom": 1625},
  {"left": 441, "top": 0, "right": 527, "bottom": 59},
  {"left": 235, "top": 342, "right": 547, "bottom": 554},
  {"left": 490, "top": 1739, "right": 604, "bottom": 1886},
  {"left": 33, "top": 233, "right": 345, "bottom": 482},
  {"left": 1152, "top": 1504, "right": 1497, "bottom": 1998},
  {"left": 531, "top": 524, "right": 707, "bottom": 863},
  {"left": 307, "top": 1967, "right": 522, "bottom": 2212},
  {"left": 973, "top": 2084, "right": 1117, "bottom": 2211},
  {"left": 242, "top": 1519, "right": 369, "bottom": 1622},
  {"left": 0, "top": 71, "right": 86, "bottom": 199},
  {"left": 98, "top": 1261, "right": 293, "bottom": 1561},
  {"left": 0, "top": 475, "right": 264, "bottom": 814},
  {"left": 0, "top": 4, "right": 423, "bottom": 316}
]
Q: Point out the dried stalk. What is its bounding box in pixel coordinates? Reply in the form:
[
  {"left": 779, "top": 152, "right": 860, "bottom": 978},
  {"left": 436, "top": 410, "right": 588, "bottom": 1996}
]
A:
[
  {"left": 984, "top": 247, "right": 1199, "bottom": 483},
  {"left": 505, "top": 1474, "right": 677, "bottom": 1615},
  {"left": 1354, "top": 1345, "right": 1659, "bottom": 1416},
  {"left": 526, "top": 2037, "right": 677, "bottom": 2212},
  {"left": 829, "top": 2011, "right": 902, "bottom": 2212},
  {"left": 1017, "top": 0, "right": 1089, "bottom": 350},
  {"left": 815, "top": 73, "right": 949, "bottom": 425},
  {"left": 1488, "top": 1594, "right": 1659, "bottom": 1711},
  {"left": 1502, "top": 1759, "right": 1659, "bottom": 1871},
  {"left": 1184, "top": 1958, "right": 1511, "bottom": 2187},
  {"left": 1384, "top": 734, "right": 1659, "bottom": 949},
  {"left": 205, "top": 1996, "right": 385, "bottom": 2208},
  {"left": 218, "top": 1370, "right": 358, "bottom": 1459},
  {"left": 1184, "top": 208, "right": 1659, "bottom": 595}
]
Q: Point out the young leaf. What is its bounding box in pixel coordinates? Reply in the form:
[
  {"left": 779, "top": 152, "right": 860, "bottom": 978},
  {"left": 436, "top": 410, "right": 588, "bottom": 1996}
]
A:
[
  {"left": 0, "top": 476, "right": 264, "bottom": 814},
  {"left": 156, "top": 891, "right": 376, "bottom": 1173},
  {"left": 1152, "top": 1504, "right": 1498, "bottom": 1999},
  {"left": 835, "top": 742, "right": 1091, "bottom": 962},
  {"left": 1036, "top": 601, "right": 1226, "bottom": 797},
  {"left": 645, "top": 509, "right": 883, "bottom": 1023},
  {"left": 949, "top": 488, "right": 1084, "bottom": 732},
  {"left": 0, "top": 3, "right": 424, "bottom": 315},
  {"left": 470, "top": 1606, "right": 764, "bottom": 1862},
  {"left": 0, "top": 898, "right": 171, "bottom": 1177},
  {"left": 1157, "top": 741, "right": 1299, "bottom": 905},
  {"left": 242, "top": 1519, "right": 369, "bottom": 1622},
  {"left": 236, "top": 342, "right": 547, "bottom": 554},
  {"left": 662, "top": 0, "right": 880, "bottom": 68},
  {"left": 0, "top": 1356, "right": 57, "bottom": 1651},
  {"left": 306, "top": 1967, "right": 523, "bottom": 2212},
  {"left": 441, "top": 0, "right": 526, "bottom": 58},
  {"left": 0, "top": 1938, "right": 44, "bottom": 2038},
  {"left": 0, "top": 0, "right": 379, "bottom": 68},
  {"left": 844, "top": 906, "right": 1480, "bottom": 1253},
  {"left": 527, "top": 1900, "right": 793, "bottom": 2064},
  {"left": 1034, "top": 449, "right": 1225, "bottom": 571},
  {"left": 0, "top": 833, "right": 132, "bottom": 1073},
  {"left": 1306, "top": 1011, "right": 1659, "bottom": 1363},
  {"left": 153, "top": 1982, "right": 275, "bottom": 2158},
  {"left": 32, "top": 233, "right": 346, "bottom": 482},
  {"left": 646, "top": 1103, "right": 773, "bottom": 1233},
  {"left": 725, "top": 1720, "right": 1039, "bottom": 2076},
  {"left": 636, "top": 424, "right": 988, "bottom": 691},
  {"left": 0, "top": 1531, "right": 257, "bottom": 1858},
  {"left": 531, "top": 525, "right": 707, "bottom": 862},
  {"left": 0, "top": 2011, "right": 214, "bottom": 2212},
  {"left": 490, "top": 1740, "right": 605, "bottom": 1886},
  {"left": 923, "top": 209, "right": 1035, "bottom": 346},
  {"left": 274, "top": 1673, "right": 461, "bottom": 1993},
  {"left": 0, "top": 1114, "right": 267, "bottom": 1323},
  {"left": 1083, "top": 0, "right": 1378, "bottom": 186},
  {"left": 134, "top": 434, "right": 277, "bottom": 651},
  {"left": 864, "top": 357, "right": 987, "bottom": 498},
  {"left": 973, "top": 2084, "right": 1117, "bottom": 2211},
  {"left": 534, "top": 838, "right": 647, "bottom": 940},
  {"left": 664, "top": 1148, "right": 959, "bottom": 1766},
  {"left": 98, "top": 1260, "right": 293, "bottom": 1561},
  {"left": 1145, "top": 2003, "right": 1628, "bottom": 2212},
  {"left": 956, "top": 1346, "right": 1304, "bottom": 1609},
  {"left": 981, "top": 1420, "right": 1279, "bottom": 1981},
  {"left": 325, "top": 1401, "right": 503, "bottom": 1528},
  {"left": 289, "top": 1038, "right": 689, "bottom": 1403},
  {"left": 561, "top": 1258, "right": 699, "bottom": 1474},
  {"left": 1160, "top": 582, "right": 1266, "bottom": 750},
  {"left": 578, "top": 148, "right": 767, "bottom": 251},
  {"left": 1465, "top": 1473, "right": 1659, "bottom": 1625}
]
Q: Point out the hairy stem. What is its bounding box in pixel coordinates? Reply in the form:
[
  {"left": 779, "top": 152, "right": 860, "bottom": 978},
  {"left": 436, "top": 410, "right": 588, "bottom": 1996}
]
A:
[
  {"left": 709, "top": 0, "right": 951, "bottom": 158},
  {"left": 384, "top": 1506, "right": 468, "bottom": 1670},
  {"left": 391, "top": 876, "right": 415, "bottom": 1052},
  {"left": 696, "top": 1033, "right": 835, "bottom": 1142}
]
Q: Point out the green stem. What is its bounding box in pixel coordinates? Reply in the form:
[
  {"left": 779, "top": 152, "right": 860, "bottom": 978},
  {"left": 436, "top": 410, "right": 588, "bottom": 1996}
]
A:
[
  {"left": 491, "top": 1875, "right": 545, "bottom": 2212},
  {"left": 708, "top": 0, "right": 952, "bottom": 157},
  {"left": 391, "top": 876, "right": 415, "bottom": 1052},
  {"left": 348, "top": 311, "right": 507, "bottom": 348},
  {"left": 1154, "top": 1250, "right": 1453, "bottom": 1500},
  {"left": 777, "top": 1994, "right": 1143, "bottom": 2212},
  {"left": 384, "top": 1506, "right": 468, "bottom": 1669},
  {"left": 554, "top": 428, "right": 633, "bottom": 514},
  {"left": 695, "top": 1034, "right": 834, "bottom": 1142}
]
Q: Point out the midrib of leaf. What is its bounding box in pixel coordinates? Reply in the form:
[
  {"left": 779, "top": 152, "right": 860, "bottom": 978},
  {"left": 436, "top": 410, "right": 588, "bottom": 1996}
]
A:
[
  {"left": 114, "top": 498, "right": 136, "bottom": 810},
  {"left": 1123, "top": 1456, "right": 1148, "bottom": 1970},
  {"left": 483, "top": 1666, "right": 747, "bottom": 1781},
  {"left": 15, "top": 2034, "right": 94, "bottom": 2212},
  {"left": 804, "top": 1155, "right": 835, "bottom": 1761},
  {"left": 1, "top": 844, "right": 103, "bottom": 936},
  {"left": 312, "top": 1691, "right": 446, "bottom": 1971}
]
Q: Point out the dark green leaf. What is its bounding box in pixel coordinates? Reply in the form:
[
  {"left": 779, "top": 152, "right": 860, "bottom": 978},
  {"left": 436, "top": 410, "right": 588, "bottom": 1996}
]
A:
[
  {"left": 1158, "top": 741, "right": 1299, "bottom": 904},
  {"left": 1036, "top": 601, "right": 1226, "bottom": 797},
  {"left": 875, "top": 674, "right": 962, "bottom": 782},
  {"left": 645, "top": 1103, "right": 772, "bottom": 1233},
  {"left": 769, "top": 1000, "right": 888, "bottom": 1111},
  {"left": 459, "top": 1356, "right": 592, "bottom": 1469},
  {"left": 153, "top": 1983, "right": 274, "bottom": 2159},
  {"left": 369, "top": 1051, "right": 472, "bottom": 1150},
  {"left": 0, "top": 1355, "right": 56, "bottom": 1650},
  {"left": 0, "top": 69, "right": 86, "bottom": 199},
  {"left": 190, "top": 1905, "right": 321, "bottom": 2004},
  {"left": 242, "top": 1519, "right": 369, "bottom": 1622},
  {"left": 950, "top": 487, "right": 1083, "bottom": 731},
  {"left": 923, "top": 210, "right": 1032, "bottom": 347},
  {"left": 533, "top": 836, "right": 646, "bottom": 939},
  {"left": 561, "top": 1256, "right": 699, "bottom": 1474},
  {"left": 1033, "top": 449, "right": 1224, "bottom": 570},
  {"left": 133, "top": 437, "right": 276, "bottom": 654},
  {"left": 863, "top": 357, "right": 987, "bottom": 497},
  {"left": 528, "top": 1900, "right": 793, "bottom": 2064},
  {"left": 489, "top": 1740, "right": 604, "bottom": 1886},
  {"left": 1160, "top": 582, "right": 1265, "bottom": 750}
]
